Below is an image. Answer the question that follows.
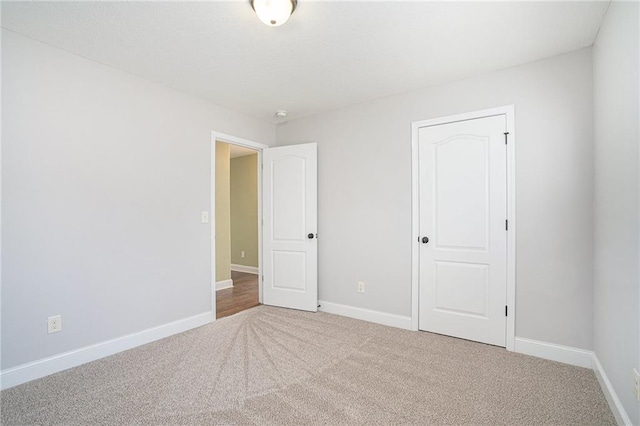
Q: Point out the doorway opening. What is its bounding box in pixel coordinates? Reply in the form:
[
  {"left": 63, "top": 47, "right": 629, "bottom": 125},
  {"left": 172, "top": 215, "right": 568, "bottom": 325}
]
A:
[
  {"left": 211, "top": 133, "right": 319, "bottom": 319},
  {"left": 211, "top": 132, "right": 268, "bottom": 320}
]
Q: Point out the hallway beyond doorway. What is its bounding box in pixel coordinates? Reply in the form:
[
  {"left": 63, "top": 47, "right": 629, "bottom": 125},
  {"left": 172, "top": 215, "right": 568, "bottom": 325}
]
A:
[{"left": 216, "top": 271, "right": 259, "bottom": 319}]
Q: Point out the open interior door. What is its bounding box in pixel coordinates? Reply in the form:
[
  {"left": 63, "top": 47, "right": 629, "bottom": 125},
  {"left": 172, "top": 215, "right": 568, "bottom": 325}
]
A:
[{"left": 262, "top": 143, "right": 317, "bottom": 312}]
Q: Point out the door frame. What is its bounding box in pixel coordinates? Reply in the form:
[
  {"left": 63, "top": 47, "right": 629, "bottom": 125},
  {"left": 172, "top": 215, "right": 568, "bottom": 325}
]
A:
[
  {"left": 410, "top": 105, "right": 516, "bottom": 351},
  {"left": 211, "top": 131, "right": 269, "bottom": 320}
]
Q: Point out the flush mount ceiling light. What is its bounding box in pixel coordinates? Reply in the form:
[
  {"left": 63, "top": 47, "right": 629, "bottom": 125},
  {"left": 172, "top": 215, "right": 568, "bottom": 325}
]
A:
[
  {"left": 275, "top": 110, "right": 288, "bottom": 118},
  {"left": 251, "top": 0, "right": 297, "bottom": 27}
]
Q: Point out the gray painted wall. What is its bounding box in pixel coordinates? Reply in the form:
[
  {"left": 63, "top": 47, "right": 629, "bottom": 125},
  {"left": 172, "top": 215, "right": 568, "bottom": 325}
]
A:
[
  {"left": 277, "top": 48, "right": 594, "bottom": 350},
  {"left": 1, "top": 30, "right": 275, "bottom": 369},
  {"left": 593, "top": 1, "right": 640, "bottom": 423}
]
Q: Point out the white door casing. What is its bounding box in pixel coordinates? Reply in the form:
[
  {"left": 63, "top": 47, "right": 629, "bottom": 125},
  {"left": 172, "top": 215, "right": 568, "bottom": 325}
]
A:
[
  {"left": 262, "top": 143, "right": 318, "bottom": 312},
  {"left": 417, "top": 113, "right": 509, "bottom": 347}
]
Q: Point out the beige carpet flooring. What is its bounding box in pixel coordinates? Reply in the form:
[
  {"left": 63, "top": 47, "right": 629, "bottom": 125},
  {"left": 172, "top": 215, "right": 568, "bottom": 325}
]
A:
[{"left": 1, "top": 306, "right": 615, "bottom": 425}]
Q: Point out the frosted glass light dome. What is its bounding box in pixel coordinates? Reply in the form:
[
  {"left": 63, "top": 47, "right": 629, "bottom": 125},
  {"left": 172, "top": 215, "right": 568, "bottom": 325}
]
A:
[{"left": 251, "top": 0, "right": 297, "bottom": 27}]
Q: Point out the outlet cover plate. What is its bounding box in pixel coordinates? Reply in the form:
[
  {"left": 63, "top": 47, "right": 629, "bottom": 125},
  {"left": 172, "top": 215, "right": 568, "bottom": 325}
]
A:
[{"left": 48, "top": 315, "right": 62, "bottom": 334}]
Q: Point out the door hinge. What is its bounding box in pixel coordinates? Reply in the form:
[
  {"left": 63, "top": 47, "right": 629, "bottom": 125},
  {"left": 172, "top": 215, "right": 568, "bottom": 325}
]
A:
[
  {"left": 505, "top": 219, "right": 508, "bottom": 231},
  {"left": 504, "top": 132, "right": 509, "bottom": 144},
  {"left": 262, "top": 276, "right": 264, "bottom": 282},
  {"left": 505, "top": 305, "right": 508, "bottom": 316}
]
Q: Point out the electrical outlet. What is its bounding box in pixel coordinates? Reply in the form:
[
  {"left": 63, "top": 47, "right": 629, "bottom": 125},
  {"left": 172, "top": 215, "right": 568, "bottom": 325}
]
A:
[
  {"left": 357, "top": 281, "right": 365, "bottom": 293},
  {"left": 633, "top": 368, "right": 639, "bottom": 401},
  {"left": 241, "top": 251, "right": 245, "bottom": 258},
  {"left": 48, "top": 315, "right": 62, "bottom": 334}
]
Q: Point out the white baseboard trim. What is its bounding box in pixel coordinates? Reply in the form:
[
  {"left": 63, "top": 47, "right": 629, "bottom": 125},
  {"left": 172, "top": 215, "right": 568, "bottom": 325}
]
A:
[
  {"left": 230, "top": 264, "right": 259, "bottom": 274},
  {"left": 0, "top": 311, "right": 213, "bottom": 390},
  {"left": 318, "top": 300, "right": 412, "bottom": 330},
  {"left": 592, "top": 355, "right": 633, "bottom": 426},
  {"left": 215, "top": 279, "right": 234, "bottom": 291},
  {"left": 513, "top": 337, "right": 593, "bottom": 368}
]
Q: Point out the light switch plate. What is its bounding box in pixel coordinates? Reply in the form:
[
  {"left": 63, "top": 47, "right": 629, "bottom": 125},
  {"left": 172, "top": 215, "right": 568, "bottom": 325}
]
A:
[{"left": 201, "top": 211, "right": 209, "bottom": 223}]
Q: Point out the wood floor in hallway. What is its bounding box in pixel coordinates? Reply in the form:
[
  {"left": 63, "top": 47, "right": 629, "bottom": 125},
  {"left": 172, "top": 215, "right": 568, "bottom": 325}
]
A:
[{"left": 216, "top": 270, "right": 260, "bottom": 319}]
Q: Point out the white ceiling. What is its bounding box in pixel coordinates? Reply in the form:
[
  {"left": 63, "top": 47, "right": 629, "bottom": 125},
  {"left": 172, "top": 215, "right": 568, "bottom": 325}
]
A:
[{"left": 1, "top": 1, "right": 609, "bottom": 124}]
